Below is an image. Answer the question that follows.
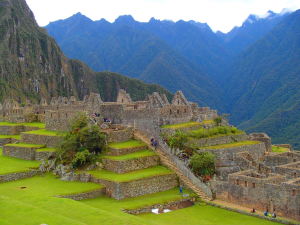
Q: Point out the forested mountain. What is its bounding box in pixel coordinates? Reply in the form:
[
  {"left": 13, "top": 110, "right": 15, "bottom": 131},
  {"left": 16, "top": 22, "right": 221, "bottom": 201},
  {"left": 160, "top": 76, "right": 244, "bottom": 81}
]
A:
[
  {"left": 218, "top": 11, "right": 289, "bottom": 56},
  {"left": 0, "top": 0, "right": 171, "bottom": 103},
  {"left": 46, "top": 14, "right": 226, "bottom": 107},
  {"left": 225, "top": 10, "right": 300, "bottom": 148}
]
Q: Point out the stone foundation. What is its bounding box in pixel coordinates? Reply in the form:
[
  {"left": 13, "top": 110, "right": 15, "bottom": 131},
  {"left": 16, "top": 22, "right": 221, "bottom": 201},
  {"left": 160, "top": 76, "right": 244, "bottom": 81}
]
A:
[
  {"left": 21, "top": 133, "right": 63, "bottom": 148},
  {"left": 103, "top": 155, "right": 160, "bottom": 173},
  {"left": 0, "top": 125, "right": 24, "bottom": 135},
  {"left": 102, "top": 126, "right": 133, "bottom": 143}
]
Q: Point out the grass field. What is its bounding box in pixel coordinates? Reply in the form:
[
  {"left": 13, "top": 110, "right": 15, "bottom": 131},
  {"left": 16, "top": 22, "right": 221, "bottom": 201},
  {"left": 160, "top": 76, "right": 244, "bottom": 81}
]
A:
[
  {"left": 0, "top": 134, "right": 21, "bottom": 140},
  {"left": 104, "top": 149, "right": 156, "bottom": 161},
  {"left": 5, "top": 142, "right": 45, "bottom": 148},
  {"left": 200, "top": 141, "right": 261, "bottom": 150},
  {"left": 88, "top": 166, "right": 173, "bottom": 182},
  {"left": 108, "top": 140, "right": 147, "bottom": 149},
  {"left": 0, "top": 148, "right": 40, "bottom": 174},
  {"left": 22, "top": 129, "right": 66, "bottom": 136},
  {"left": 0, "top": 122, "right": 45, "bottom": 128},
  {"left": 0, "top": 174, "right": 282, "bottom": 225},
  {"left": 36, "top": 147, "right": 57, "bottom": 152},
  {"left": 272, "top": 145, "right": 290, "bottom": 153},
  {"left": 161, "top": 120, "right": 214, "bottom": 129}
]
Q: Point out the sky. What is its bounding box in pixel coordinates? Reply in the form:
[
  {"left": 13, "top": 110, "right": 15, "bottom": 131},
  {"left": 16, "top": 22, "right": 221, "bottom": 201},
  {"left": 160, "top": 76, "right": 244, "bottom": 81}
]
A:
[{"left": 25, "top": 0, "right": 300, "bottom": 33}]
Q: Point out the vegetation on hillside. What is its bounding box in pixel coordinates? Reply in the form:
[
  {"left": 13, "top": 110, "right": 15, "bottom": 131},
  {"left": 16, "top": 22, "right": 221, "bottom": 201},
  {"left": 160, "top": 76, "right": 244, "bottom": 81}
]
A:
[{"left": 189, "top": 152, "right": 215, "bottom": 179}]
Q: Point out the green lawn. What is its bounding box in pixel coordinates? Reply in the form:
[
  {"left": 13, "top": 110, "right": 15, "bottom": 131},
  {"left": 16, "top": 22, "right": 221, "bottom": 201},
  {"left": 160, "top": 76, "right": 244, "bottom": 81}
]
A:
[
  {"left": 0, "top": 135, "right": 21, "bottom": 140},
  {"left": 272, "top": 145, "right": 290, "bottom": 153},
  {"left": 108, "top": 140, "right": 147, "bottom": 149},
  {"left": 0, "top": 148, "right": 40, "bottom": 174},
  {"left": 161, "top": 121, "right": 202, "bottom": 129},
  {"left": 200, "top": 141, "right": 261, "bottom": 150},
  {"left": 0, "top": 122, "right": 45, "bottom": 128},
  {"left": 103, "top": 149, "right": 156, "bottom": 161},
  {"left": 87, "top": 166, "right": 173, "bottom": 182},
  {"left": 36, "top": 147, "right": 57, "bottom": 152},
  {"left": 0, "top": 174, "right": 282, "bottom": 225},
  {"left": 5, "top": 142, "right": 45, "bottom": 148},
  {"left": 22, "top": 129, "right": 66, "bottom": 136}
]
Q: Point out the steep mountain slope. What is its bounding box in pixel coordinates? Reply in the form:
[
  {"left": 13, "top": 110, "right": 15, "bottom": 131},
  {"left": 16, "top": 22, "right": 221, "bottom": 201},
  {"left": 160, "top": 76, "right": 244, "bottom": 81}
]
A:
[
  {"left": 218, "top": 11, "right": 289, "bottom": 56},
  {"left": 45, "top": 14, "right": 225, "bottom": 107},
  {"left": 0, "top": 0, "right": 172, "bottom": 102},
  {"left": 225, "top": 10, "right": 300, "bottom": 147}
]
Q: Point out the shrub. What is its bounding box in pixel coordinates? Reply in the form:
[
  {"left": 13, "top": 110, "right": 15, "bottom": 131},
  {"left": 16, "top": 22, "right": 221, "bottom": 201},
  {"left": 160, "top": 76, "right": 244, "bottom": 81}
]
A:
[
  {"left": 167, "top": 131, "right": 188, "bottom": 150},
  {"left": 58, "top": 113, "right": 106, "bottom": 168},
  {"left": 189, "top": 152, "right": 215, "bottom": 178},
  {"left": 213, "top": 117, "right": 222, "bottom": 126}
]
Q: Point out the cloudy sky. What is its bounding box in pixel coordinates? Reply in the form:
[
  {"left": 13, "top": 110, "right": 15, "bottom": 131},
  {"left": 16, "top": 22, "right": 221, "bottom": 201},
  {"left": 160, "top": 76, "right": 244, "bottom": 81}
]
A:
[{"left": 25, "top": 0, "right": 300, "bottom": 32}]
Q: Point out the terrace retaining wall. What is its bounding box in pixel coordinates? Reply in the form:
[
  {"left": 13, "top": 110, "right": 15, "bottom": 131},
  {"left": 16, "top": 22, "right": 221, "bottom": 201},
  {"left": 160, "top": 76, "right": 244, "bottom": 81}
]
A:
[
  {"left": 107, "top": 145, "right": 147, "bottom": 156},
  {"left": 102, "top": 155, "right": 160, "bottom": 173},
  {"left": 0, "top": 170, "right": 40, "bottom": 183},
  {"left": 91, "top": 173, "right": 178, "bottom": 200},
  {"left": 57, "top": 188, "right": 106, "bottom": 200},
  {"left": 188, "top": 134, "right": 248, "bottom": 147},
  {"left": 3, "top": 145, "right": 37, "bottom": 160},
  {"left": 21, "top": 133, "right": 63, "bottom": 148}
]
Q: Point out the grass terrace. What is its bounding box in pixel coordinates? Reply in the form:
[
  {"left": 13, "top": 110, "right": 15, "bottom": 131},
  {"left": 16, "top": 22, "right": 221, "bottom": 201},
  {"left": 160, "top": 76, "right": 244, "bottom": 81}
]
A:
[
  {"left": 188, "top": 126, "right": 244, "bottom": 139},
  {"left": 108, "top": 140, "right": 147, "bottom": 149},
  {"left": 200, "top": 141, "right": 261, "bottom": 150},
  {"left": 0, "top": 134, "right": 21, "bottom": 140},
  {"left": 36, "top": 147, "right": 57, "bottom": 152},
  {"left": 23, "top": 129, "right": 66, "bottom": 136},
  {"left": 0, "top": 122, "right": 45, "bottom": 128},
  {"left": 87, "top": 166, "right": 173, "bottom": 182},
  {"left": 5, "top": 143, "right": 45, "bottom": 148},
  {"left": 272, "top": 145, "right": 290, "bottom": 153},
  {"left": 0, "top": 148, "right": 40, "bottom": 175},
  {"left": 161, "top": 121, "right": 202, "bottom": 129},
  {"left": 0, "top": 173, "right": 283, "bottom": 224},
  {"left": 103, "top": 149, "right": 156, "bottom": 161}
]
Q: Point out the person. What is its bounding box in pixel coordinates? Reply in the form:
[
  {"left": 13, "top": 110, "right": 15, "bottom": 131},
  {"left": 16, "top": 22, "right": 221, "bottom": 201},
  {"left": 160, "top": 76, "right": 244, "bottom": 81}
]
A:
[
  {"left": 264, "top": 209, "right": 269, "bottom": 217},
  {"left": 251, "top": 208, "right": 256, "bottom": 213},
  {"left": 272, "top": 210, "right": 277, "bottom": 218},
  {"left": 179, "top": 185, "right": 183, "bottom": 194},
  {"left": 150, "top": 138, "right": 154, "bottom": 146},
  {"left": 153, "top": 140, "right": 158, "bottom": 150}
]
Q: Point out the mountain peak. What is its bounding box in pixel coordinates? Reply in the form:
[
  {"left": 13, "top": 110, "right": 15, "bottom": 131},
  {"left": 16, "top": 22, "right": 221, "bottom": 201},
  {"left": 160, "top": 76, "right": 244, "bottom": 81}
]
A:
[{"left": 114, "top": 15, "right": 136, "bottom": 24}]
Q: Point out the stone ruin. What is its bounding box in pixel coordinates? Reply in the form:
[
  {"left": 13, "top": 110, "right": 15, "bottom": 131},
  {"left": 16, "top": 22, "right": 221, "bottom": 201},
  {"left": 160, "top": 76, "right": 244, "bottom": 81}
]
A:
[{"left": 0, "top": 89, "right": 218, "bottom": 132}]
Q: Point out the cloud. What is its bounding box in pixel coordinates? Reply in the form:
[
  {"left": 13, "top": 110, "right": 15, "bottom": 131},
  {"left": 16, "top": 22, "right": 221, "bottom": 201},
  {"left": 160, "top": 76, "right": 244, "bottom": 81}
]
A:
[{"left": 25, "top": 0, "right": 300, "bottom": 32}]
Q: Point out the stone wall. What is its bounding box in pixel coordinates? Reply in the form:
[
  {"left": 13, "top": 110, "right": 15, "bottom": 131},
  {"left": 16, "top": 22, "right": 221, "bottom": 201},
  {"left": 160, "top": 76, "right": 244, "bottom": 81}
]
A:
[
  {"left": 3, "top": 145, "right": 37, "bottom": 160},
  {"left": 249, "top": 133, "right": 272, "bottom": 152},
  {"left": 102, "top": 155, "right": 160, "bottom": 173},
  {"left": 0, "top": 170, "right": 40, "bottom": 183},
  {"left": 264, "top": 152, "right": 300, "bottom": 167},
  {"left": 189, "top": 134, "right": 249, "bottom": 148},
  {"left": 123, "top": 199, "right": 194, "bottom": 215},
  {"left": 0, "top": 137, "right": 14, "bottom": 146},
  {"left": 102, "top": 126, "right": 133, "bottom": 143},
  {"left": 57, "top": 188, "right": 106, "bottom": 200},
  {"left": 35, "top": 151, "right": 56, "bottom": 161},
  {"left": 107, "top": 145, "right": 146, "bottom": 156},
  {"left": 21, "top": 133, "right": 63, "bottom": 148},
  {"left": 0, "top": 125, "right": 24, "bottom": 135},
  {"left": 91, "top": 173, "right": 178, "bottom": 200}
]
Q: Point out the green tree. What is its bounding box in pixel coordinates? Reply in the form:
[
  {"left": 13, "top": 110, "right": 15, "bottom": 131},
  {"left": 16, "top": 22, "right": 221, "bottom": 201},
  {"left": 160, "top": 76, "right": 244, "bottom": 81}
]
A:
[
  {"left": 189, "top": 152, "right": 215, "bottom": 177},
  {"left": 213, "top": 117, "right": 222, "bottom": 126},
  {"left": 58, "top": 113, "right": 106, "bottom": 168}
]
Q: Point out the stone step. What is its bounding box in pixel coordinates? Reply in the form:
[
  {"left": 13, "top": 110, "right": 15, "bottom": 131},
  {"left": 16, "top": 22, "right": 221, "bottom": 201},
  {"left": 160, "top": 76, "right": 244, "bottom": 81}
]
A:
[
  {"left": 20, "top": 129, "right": 65, "bottom": 147},
  {"left": 107, "top": 140, "right": 148, "bottom": 156},
  {"left": 134, "top": 130, "right": 212, "bottom": 201},
  {"left": 102, "top": 150, "right": 160, "bottom": 173},
  {"left": 3, "top": 143, "right": 45, "bottom": 160}
]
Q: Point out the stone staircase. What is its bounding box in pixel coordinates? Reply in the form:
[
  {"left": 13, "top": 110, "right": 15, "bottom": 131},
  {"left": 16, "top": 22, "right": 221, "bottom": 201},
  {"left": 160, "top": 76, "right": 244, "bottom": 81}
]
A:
[{"left": 134, "top": 130, "right": 212, "bottom": 201}]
